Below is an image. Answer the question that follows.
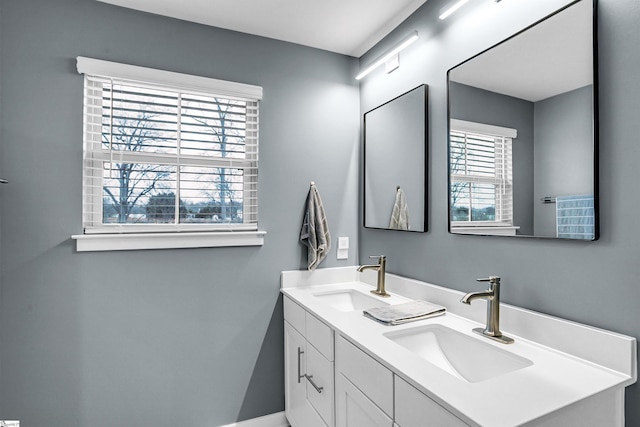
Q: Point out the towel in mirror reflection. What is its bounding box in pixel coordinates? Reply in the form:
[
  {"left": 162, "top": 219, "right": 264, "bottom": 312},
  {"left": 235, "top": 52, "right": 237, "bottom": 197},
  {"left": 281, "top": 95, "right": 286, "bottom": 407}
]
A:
[{"left": 389, "top": 187, "right": 409, "bottom": 230}]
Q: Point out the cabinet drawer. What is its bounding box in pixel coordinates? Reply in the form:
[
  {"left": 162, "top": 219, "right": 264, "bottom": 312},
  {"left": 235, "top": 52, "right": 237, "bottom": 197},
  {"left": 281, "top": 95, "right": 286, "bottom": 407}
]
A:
[
  {"left": 284, "top": 296, "right": 306, "bottom": 335},
  {"left": 336, "top": 335, "right": 393, "bottom": 417},
  {"left": 306, "top": 311, "right": 334, "bottom": 361},
  {"left": 306, "top": 343, "right": 335, "bottom": 426},
  {"left": 395, "top": 377, "right": 469, "bottom": 427}
]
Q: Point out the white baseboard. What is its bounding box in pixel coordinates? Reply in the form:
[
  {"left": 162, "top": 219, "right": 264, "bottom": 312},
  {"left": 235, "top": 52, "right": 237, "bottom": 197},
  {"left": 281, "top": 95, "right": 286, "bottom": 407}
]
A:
[{"left": 219, "top": 411, "right": 289, "bottom": 427}]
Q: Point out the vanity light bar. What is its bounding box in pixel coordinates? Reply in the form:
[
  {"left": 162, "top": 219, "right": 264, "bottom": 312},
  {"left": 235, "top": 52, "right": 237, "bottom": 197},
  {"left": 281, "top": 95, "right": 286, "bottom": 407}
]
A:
[
  {"left": 356, "top": 31, "right": 419, "bottom": 80},
  {"left": 439, "top": 0, "right": 469, "bottom": 20}
]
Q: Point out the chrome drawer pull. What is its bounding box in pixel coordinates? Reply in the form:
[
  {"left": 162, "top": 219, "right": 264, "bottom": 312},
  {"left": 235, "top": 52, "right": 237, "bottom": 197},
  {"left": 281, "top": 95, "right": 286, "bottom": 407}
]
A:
[
  {"left": 297, "top": 347, "right": 304, "bottom": 383},
  {"left": 304, "top": 374, "right": 324, "bottom": 394}
]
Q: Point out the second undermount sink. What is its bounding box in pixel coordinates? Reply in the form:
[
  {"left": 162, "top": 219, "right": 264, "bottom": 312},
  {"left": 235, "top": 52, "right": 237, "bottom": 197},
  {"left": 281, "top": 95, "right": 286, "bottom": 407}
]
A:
[
  {"left": 384, "top": 324, "right": 533, "bottom": 383},
  {"left": 312, "top": 289, "right": 390, "bottom": 312}
]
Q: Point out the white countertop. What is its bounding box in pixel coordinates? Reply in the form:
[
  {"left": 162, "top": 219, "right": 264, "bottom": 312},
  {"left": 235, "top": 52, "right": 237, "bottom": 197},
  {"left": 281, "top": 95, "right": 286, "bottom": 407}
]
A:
[{"left": 281, "top": 268, "right": 636, "bottom": 427}]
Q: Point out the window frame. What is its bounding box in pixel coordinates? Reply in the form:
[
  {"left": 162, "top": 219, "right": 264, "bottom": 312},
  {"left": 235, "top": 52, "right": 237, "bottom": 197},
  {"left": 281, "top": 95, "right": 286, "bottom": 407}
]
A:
[
  {"left": 72, "top": 57, "right": 265, "bottom": 251},
  {"left": 449, "top": 119, "right": 517, "bottom": 229}
]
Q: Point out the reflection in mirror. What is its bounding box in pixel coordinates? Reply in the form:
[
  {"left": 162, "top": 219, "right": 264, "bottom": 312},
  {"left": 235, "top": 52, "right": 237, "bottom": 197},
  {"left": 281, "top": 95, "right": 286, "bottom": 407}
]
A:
[
  {"left": 447, "top": 0, "right": 597, "bottom": 240},
  {"left": 364, "top": 84, "right": 427, "bottom": 232}
]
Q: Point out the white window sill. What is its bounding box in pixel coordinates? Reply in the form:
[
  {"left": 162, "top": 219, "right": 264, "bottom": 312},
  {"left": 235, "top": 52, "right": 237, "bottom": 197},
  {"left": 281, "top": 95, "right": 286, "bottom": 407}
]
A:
[
  {"left": 451, "top": 226, "right": 519, "bottom": 236},
  {"left": 72, "top": 231, "right": 266, "bottom": 252}
]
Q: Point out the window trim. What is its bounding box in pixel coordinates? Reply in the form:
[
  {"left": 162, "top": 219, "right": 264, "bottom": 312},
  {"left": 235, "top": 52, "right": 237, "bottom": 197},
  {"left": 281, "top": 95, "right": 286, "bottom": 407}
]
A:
[
  {"left": 449, "top": 119, "right": 517, "bottom": 139},
  {"left": 74, "top": 57, "right": 265, "bottom": 251},
  {"left": 76, "top": 57, "right": 263, "bottom": 100},
  {"left": 71, "top": 231, "right": 266, "bottom": 252},
  {"left": 449, "top": 119, "right": 516, "bottom": 229}
]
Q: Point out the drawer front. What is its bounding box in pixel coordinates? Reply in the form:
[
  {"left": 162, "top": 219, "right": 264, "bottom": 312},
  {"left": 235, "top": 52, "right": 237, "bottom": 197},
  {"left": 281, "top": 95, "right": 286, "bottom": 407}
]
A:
[
  {"left": 395, "top": 377, "right": 469, "bottom": 427},
  {"left": 336, "top": 335, "right": 393, "bottom": 417},
  {"left": 284, "top": 296, "right": 306, "bottom": 335},
  {"left": 306, "top": 311, "right": 334, "bottom": 361},
  {"left": 306, "top": 343, "right": 335, "bottom": 427}
]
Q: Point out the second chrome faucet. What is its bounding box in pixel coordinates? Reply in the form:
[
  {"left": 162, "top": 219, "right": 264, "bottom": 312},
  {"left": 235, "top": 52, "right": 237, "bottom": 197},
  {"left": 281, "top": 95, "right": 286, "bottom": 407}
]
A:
[
  {"left": 357, "top": 255, "right": 390, "bottom": 297},
  {"left": 461, "top": 276, "right": 514, "bottom": 344}
]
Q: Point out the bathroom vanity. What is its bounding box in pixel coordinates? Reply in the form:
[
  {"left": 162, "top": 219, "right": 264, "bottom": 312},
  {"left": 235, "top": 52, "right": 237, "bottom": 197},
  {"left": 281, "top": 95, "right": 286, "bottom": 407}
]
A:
[{"left": 281, "top": 267, "right": 636, "bottom": 427}]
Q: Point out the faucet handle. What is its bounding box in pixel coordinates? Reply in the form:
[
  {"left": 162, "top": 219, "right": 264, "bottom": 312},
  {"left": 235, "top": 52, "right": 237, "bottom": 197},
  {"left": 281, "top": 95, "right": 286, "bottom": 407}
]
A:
[
  {"left": 476, "top": 276, "right": 500, "bottom": 284},
  {"left": 369, "top": 255, "right": 386, "bottom": 262}
]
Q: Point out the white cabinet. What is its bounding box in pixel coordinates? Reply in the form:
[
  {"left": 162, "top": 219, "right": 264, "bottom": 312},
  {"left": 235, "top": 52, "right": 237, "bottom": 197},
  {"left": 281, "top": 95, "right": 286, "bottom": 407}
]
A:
[
  {"left": 284, "top": 322, "right": 322, "bottom": 427},
  {"left": 336, "top": 373, "right": 393, "bottom": 427},
  {"left": 284, "top": 297, "right": 335, "bottom": 427},
  {"left": 395, "top": 377, "right": 469, "bottom": 427},
  {"left": 282, "top": 278, "right": 635, "bottom": 427},
  {"left": 286, "top": 300, "right": 468, "bottom": 427},
  {"left": 335, "top": 336, "right": 393, "bottom": 427},
  {"left": 334, "top": 334, "right": 469, "bottom": 427}
]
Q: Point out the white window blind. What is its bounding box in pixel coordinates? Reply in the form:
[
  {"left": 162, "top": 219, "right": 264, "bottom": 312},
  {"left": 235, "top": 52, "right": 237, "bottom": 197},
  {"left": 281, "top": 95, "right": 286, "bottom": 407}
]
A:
[
  {"left": 77, "top": 57, "right": 262, "bottom": 236},
  {"left": 449, "top": 120, "right": 515, "bottom": 227}
]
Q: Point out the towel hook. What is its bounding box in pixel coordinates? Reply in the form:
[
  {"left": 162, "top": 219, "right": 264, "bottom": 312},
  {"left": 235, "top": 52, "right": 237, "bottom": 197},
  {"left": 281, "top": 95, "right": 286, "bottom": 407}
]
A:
[{"left": 310, "top": 181, "right": 315, "bottom": 186}]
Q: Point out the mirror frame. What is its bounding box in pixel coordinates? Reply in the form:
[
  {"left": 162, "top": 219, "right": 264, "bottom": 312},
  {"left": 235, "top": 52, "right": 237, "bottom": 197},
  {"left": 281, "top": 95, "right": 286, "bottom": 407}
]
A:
[
  {"left": 446, "top": 0, "right": 599, "bottom": 240},
  {"left": 364, "top": 84, "right": 428, "bottom": 232}
]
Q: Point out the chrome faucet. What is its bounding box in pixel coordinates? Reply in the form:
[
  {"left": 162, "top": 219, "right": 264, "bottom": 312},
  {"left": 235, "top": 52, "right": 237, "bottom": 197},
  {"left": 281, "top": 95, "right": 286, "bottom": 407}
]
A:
[
  {"left": 461, "top": 276, "right": 514, "bottom": 344},
  {"left": 357, "top": 255, "right": 390, "bottom": 297}
]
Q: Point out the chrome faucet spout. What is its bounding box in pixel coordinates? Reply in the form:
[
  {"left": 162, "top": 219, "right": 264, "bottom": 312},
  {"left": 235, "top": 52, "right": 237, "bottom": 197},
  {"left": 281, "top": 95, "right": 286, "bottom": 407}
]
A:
[
  {"left": 357, "top": 264, "right": 379, "bottom": 273},
  {"left": 460, "top": 290, "right": 494, "bottom": 305},
  {"left": 357, "top": 255, "right": 390, "bottom": 297},
  {"left": 461, "top": 276, "right": 514, "bottom": 344}
]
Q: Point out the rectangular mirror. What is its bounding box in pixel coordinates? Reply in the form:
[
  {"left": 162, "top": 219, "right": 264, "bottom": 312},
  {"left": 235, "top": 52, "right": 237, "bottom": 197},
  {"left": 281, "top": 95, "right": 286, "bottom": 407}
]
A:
[
  {"left": 447, "top": 0, "right": 598, "bottom": 240},
  {"left": 364, "top": 84, "right": 428, "bottom": 232}
]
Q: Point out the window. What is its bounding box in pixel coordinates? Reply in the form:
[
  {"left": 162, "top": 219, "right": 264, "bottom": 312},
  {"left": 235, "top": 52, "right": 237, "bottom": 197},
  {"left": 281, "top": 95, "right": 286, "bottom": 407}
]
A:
[
  {"left": 449, "top": 119, "right": 516, "bottom": 228},
  {"left": 73, "top": 57, "right": 264, "bottom": 251}
]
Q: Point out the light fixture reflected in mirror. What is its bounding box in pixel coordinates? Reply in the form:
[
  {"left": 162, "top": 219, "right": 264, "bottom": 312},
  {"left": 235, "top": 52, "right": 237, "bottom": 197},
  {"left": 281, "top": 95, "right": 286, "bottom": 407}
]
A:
[{"left": 439, "top": 0, "right": 469, "bottom": 20}]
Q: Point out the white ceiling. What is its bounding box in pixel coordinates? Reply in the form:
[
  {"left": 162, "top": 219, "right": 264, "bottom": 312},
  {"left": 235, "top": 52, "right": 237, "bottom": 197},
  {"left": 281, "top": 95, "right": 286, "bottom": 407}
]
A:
[
  {"left": 449, "top": 0, "right": 593, "bottom": 102},
  {"left": 96, "top": 0, "right": 429, "bottom": 57}
]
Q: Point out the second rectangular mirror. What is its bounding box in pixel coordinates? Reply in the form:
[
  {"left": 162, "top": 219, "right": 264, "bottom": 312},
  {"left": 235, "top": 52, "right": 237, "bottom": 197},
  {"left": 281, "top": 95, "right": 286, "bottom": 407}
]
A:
[{"left": 447, "top": 0, "right": 598, "bottom": 240}]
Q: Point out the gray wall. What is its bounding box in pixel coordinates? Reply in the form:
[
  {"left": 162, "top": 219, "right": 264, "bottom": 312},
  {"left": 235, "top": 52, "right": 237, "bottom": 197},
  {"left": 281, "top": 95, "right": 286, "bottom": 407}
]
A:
[
  {"left": 534, "top": 85, "right": 594, "bottom": 237},
  {"left": 449, "top": 81, "right": 535, "bottom": 235},
  {"left": 0, "top": 0, "right": 359, "bottom": 425},
  {"left": 359, "top": 0, "right": 640, "bottom": 424}
]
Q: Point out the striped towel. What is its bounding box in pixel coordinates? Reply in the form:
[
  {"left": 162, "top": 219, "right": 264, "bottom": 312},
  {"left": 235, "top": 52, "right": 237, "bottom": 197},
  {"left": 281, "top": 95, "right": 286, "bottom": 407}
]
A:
[
  {"left": 300, "top": 183, "right": 331, "bottom": 270},
  {"left": 556, "top": 194, "right": 595, "bottom": 240},
  {"left": 389, "top": 187, "right": 409, "bottom": 230},
  {"left": 364, "top": 300, "right": 446, "bottom": 325}
]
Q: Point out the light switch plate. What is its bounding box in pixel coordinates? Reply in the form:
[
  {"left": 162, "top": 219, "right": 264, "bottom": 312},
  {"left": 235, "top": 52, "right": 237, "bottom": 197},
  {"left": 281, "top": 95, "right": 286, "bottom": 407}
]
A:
[
  {"left": 337, "top": 237, "right": 349, "bottom": 259},
  {"left": 338, "top": 237, "right": 349, "bottom": 249}
]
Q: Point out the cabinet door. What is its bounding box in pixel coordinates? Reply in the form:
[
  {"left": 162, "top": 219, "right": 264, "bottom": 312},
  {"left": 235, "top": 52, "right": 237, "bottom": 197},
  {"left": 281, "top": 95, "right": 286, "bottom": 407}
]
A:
[
  {"left": 336, "top": 373, "right": 393, "bottom": 427},
  {"left": 285, "top": 322, "right": 327, "bottom": 427},
  {"left": 306, "top": 343, "right": 334, "bottom": 426}
]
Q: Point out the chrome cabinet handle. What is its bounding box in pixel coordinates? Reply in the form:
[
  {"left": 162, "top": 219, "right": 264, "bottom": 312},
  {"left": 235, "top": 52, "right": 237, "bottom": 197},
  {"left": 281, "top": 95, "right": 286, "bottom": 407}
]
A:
[
  {"left": 304, "top": 374, "right": 324, "bottom": 394},
  {"left": 297, "top": 347, "right": 304, "bottom": 383},
  {"left": 297, "top": 346, "right": 322, "bottom": 393}
]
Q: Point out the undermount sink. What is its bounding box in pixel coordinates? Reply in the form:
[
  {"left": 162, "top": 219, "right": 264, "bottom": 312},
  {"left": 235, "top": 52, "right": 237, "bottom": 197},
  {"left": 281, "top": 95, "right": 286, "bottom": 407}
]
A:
[
  {"left": 312, "top": 289, "right": 390, "bottom": 312},
  {"left": 384, "top": 324, "right": 532, "bottom": 383}
]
